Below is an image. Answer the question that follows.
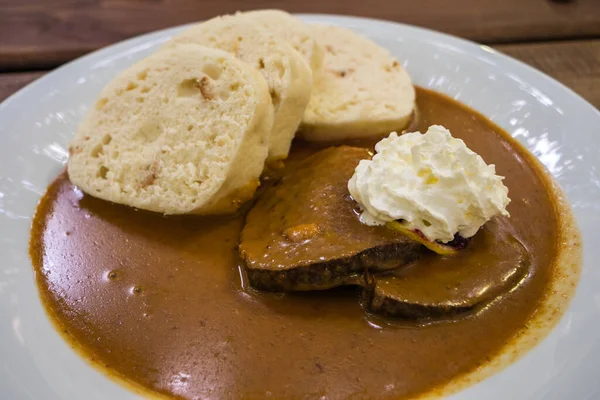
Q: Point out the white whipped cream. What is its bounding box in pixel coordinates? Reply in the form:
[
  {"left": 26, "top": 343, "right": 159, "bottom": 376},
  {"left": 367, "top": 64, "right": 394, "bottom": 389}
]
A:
[{"left": 348, "top": 125, "right": 510, "bottom": 243}]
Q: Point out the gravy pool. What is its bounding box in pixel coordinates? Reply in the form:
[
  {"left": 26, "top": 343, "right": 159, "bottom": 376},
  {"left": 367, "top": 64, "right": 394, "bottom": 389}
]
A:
[{"left": 30, "top": 88, "right": 578, "bottom": 399}]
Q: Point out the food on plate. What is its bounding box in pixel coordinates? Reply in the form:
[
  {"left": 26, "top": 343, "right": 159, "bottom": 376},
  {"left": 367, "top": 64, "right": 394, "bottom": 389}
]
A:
[
  {"left": 67, "top": 43, "right": 273, "bottom": 215},
  {"left": 242, "top": 9, "right": 325, "bottom": 75},
  {"left": 349, "top": 125, "right": 510, "bottom": 245},
  {"left": 165, "top": 13, "right": 312, "bottom": 162},
  {"left": 366, "top": 218, "right": 530, "bottom": 319},
  {"left": 30, "top": 11, "right": 581, "bottom": 400},
  {"left": 300, "top": 25, "right": 415, "bottom": 141},
  {"left": 240, "top": 146, "right": 422, "bottom": 292},
  {"left": 240, "top": 138, "right": 526, "bottom": 319},
  {"left": 32, "top": 86, "right": 579, "bottom": 400}
]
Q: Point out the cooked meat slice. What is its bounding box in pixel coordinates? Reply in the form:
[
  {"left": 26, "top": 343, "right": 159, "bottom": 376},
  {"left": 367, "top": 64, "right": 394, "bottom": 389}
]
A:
[
  {"left": 246, "top": 242, "right": 420, "bottom": 291},
  {"left": 240, "top": 146, "right": 422, "bottom": 291},
  {"left": 364, "top": 218, "right": 530, "bottom": 320}
]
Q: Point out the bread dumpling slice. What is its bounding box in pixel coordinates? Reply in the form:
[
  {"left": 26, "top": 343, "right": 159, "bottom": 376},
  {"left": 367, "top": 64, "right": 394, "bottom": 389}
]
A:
[
  {"left": 300, "top": 25, "right": 415, "bottom": 142},
  {"left": 68, "top": 44, "right": 274, "bottom": 215},
  {"left": 241, "top": 9, "right": 325, "bottom": 75},
  {"left": 165, "top": 14, "right": 312, "bottom": 163}
]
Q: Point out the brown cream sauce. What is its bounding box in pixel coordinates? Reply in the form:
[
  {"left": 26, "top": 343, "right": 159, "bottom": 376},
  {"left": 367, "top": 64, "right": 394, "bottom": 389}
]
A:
[{"left": 30, "top": 88, "right": 561, "bottom": 399}]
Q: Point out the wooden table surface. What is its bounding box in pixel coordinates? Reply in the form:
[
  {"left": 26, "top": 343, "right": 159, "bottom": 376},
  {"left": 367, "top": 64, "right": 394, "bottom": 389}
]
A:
[{"left": 0, "top": 0, "right": 599, "bottom": 110}]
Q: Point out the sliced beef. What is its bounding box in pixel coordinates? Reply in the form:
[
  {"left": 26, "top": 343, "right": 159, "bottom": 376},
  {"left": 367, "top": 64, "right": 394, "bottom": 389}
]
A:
[
  {"left": 240, "top": 146, "right": 422, "bottom": 291},
  {"left": 364, "top": 218, "right": 530, "bottom": 320},
  {"left": 240, "top": 146, "right": 528, "bottom": 322}
]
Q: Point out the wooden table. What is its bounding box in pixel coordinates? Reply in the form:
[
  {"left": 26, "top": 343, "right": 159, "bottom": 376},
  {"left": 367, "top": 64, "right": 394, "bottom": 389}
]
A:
[{"left": 1, "top": 0, "right": 599, "bottom": 109}]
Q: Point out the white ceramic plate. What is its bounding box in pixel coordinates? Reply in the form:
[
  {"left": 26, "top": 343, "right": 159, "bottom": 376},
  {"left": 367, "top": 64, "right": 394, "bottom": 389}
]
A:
[{"left": 1, "top": 14, "right": 599, "bottom": 400}]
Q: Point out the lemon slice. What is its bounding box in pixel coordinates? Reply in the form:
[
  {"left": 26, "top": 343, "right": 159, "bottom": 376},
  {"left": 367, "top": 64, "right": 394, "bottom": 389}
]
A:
[{"left": 385, "top": 221, "right": 462, "bottom": 256}]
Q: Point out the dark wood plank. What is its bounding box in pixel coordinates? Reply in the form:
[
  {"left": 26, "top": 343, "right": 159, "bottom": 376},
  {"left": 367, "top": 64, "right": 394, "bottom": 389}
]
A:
[
  {"left": 0, "top": 71, "right": 44, "bottom": 102},
  {"left": 1, "top": 0, "right": 600, "bottom": 70},
  {"left": 1, "top": 41, "right": 598, "bottom": 111},
  {"left": 498, "top": 40, "right": 600, "bottom": 110}
]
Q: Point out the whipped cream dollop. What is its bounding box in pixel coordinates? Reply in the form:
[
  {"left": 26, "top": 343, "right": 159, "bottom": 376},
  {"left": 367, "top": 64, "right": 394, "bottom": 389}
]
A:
[{"left": 348, "top": 125, "right": 510, "bottom": 243}]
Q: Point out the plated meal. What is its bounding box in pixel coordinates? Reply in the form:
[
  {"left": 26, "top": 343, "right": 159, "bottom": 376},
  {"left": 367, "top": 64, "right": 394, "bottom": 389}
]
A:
[{"left": 27, "top": 9, "right": 582, "bottom": 400}]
